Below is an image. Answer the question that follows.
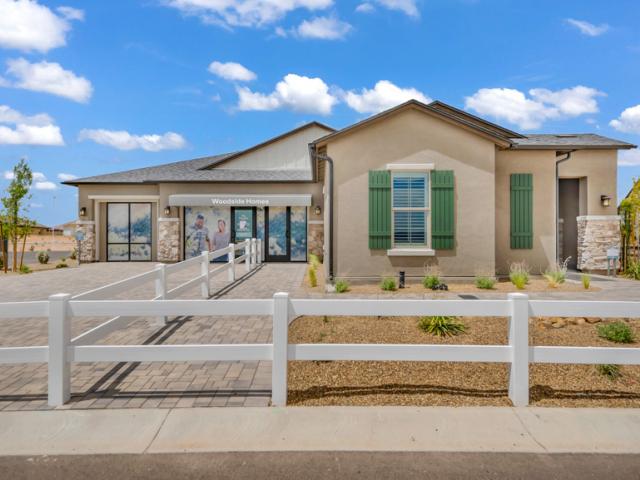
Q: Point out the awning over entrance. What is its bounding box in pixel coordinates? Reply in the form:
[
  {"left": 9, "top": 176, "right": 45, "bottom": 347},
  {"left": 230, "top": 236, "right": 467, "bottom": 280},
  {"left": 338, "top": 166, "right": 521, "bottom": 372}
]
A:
[{"left": 168, "top": 193, "right": 312, "bottom": 207}]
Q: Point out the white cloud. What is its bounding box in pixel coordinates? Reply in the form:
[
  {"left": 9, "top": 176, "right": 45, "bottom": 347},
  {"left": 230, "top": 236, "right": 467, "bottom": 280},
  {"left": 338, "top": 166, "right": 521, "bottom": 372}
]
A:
[
  {"left": 355, "top": 3, "right": 375, "bottom": 13},
  {"left": 0, "top": 0, "right": 83, "bottom": 52},
  {"left": 5, "top": 58, "right": 93, "bottom": 103},
  {"left": 373, "top": 0, "right": 419, "bottom": 17},
  {"left": 566, "top": 18, "right": 609, "bottom": 37},
  {"left": 236, "top": 73, "right": 337, "bottom": 115},
  {"left": 34, "top": 181, "right": 57, "bottom": 190},
  {"left": 57, "top": 172, "right": 77, "bottom": 181},
  {"left": 619, "top": 150, "right": 640, "bottom": 167},
  {"left": 610, "top": 104, "right": 640, "bottom": 134},
  {"left": 464, "top": 86, "right": 604, "bottom": 130},
  {"left": 0, "top": 104, "right": 64, "bottom": 146},
  {"left": 295, "top": 16, "right": 352, "bottom": 40},
  {"left": 4, "top": 170, "right": 48, "bottom": 181},
  {"left": 29, "top": 202, "right": 43, "bottom": 208},
  {"left": 208, "top": 61, "right": 256, "bottom": 81},
  {"left": 78, "top": 129, "right": 187, "bottom": 152},
  {"left": 164, "top": 0, "right": 333, "bottom": 28},
  {"left": 344, "top": 80, "right": 430, "bottom": 114}
]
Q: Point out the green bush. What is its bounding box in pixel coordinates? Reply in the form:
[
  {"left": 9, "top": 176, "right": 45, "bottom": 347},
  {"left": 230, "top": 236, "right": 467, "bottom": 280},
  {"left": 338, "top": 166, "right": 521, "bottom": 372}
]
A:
[
  {"left": 581, "top": 274, "right": 591, "bottom": 290},
  {"left": 19, "top": 264, "right": 31, "bottom": 274},
  {"left": 380, "top": 277, "right": 397, "bottom": 291},
  {"left": 596, "top": 364, "right": 621, "bottom": 380},
  {"left": 509, "top": 262, "right": 530, "bottom": 289},
  {"left": 418, "top": 316, "right": 466, "bottom": 337},
  {"left": 597, "top": 322, "right": 635, "bottom": 344},
  {"left": 627, "top": 260, "right": 640, "bottom": 280},
  {"left": 69, "top": 248, "right": 78, "bottom": 261},
  {"left": 55, "top": 262, "right": 69, "bottom": 269},
  {"left": 309, "top": 253, "right": 321, "bottom": 269},
  {"left": 474, "top": 276, "right": 496, "bottom": 290},
  {"left": 422, "top": 275, "right": 440, "bottom": 290},
  {"left": 543, "top": 259, "right": 569, "bottom": 288},
  {"left": 334, "top": 280, "right": 349, "bottom": 293},
  {"left": 37, "top": 251, "right": 49, "bottom": 264},
  {"left": 307, "top": 265, "right": 317, "bottom": 287}
]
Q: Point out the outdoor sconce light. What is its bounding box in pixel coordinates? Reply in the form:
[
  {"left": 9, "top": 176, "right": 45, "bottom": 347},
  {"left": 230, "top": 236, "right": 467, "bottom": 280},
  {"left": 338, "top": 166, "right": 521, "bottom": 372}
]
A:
[
  {"left": 164, "top": 206, "right": 171, "bottom": 216},
  {"left": 79, "top": 207, "right": 86, "bottom": 217},
  {"left": 601, "top": 195, "right": 611, "bottom": 208},
  {"left": 314, "top": 205, "right": 322, "bottom": 216}
]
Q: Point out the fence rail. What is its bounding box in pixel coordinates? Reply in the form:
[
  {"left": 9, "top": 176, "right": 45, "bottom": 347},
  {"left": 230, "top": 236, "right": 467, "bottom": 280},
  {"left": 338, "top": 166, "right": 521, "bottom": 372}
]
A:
[{"left": 1, "top": 265, "right": 639, "bottom": 408}]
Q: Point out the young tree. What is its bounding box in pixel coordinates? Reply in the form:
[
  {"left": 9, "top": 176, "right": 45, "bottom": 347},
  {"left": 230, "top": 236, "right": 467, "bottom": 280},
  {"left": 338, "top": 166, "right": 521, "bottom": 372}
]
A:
[
  {"left": 0, "top": 213, "right": 7, "bottom": 273},
  {"left": 1, "top": 159, "right": 33, "bottom": 272}
]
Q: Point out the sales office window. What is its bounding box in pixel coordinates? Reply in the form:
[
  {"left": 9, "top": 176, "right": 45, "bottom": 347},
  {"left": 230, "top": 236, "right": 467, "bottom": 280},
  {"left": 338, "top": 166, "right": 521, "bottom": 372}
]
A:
[{"left": 392, "top": 172, "right": 430, "bottom": 247}]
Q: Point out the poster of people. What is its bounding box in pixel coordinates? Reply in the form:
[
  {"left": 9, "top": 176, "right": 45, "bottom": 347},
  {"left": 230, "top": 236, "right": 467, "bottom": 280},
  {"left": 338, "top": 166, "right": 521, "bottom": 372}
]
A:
[{"left": 184, "top": 207, "right": 231, "bottom": 260}]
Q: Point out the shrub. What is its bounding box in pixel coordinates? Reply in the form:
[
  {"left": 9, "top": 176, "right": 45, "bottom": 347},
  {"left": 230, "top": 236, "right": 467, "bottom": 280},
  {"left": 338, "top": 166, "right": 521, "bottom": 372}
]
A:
[
  {"left": 597, "top": 322, "right": 635, "bottom": 344},
  {"left": 422, "top": 275, "right": 440, "bottom": 290},
  {"left": 474, "top": 276, "right": 496, "bottom": 290},
  {"left": 380, "top": 277, "right": 397, "bottom": 291},
  {"left": 37, "top": 251, "right": 49, "bottom": 264},
  {"left": 69, "top": 248, "right": 78, "bottom": 261},
  {"left": 334, "top": 280, "right": 349, "bottom": 293},
  {"left": 418, "top": 316, "right": 466, "bottom": 337},
  {"left": 596, "top": 364, "right": 621, "bottom": 380},
  {"left": 307, "top": 265, "right": 317, "bottom": 287},
  {"left": 55, "top": 261, "right": 68, "bottom": 269},
  {"left": 627, "top": 260, "right": 640, "bottom": 280},
  {"left": 309, "top": 253, "right": 321, "bottom": 269},
  {"left": 543, "top": 258, "right": 569, "bottom": 288},
  {"left": 19, "top": 264, "right": 31, "bottom": 274},
  {"left": 509, "top": 262, "right": 530, "bottom": 289},
  {"left": 581, "top": 274, "right": 591, "bottom": 290}
]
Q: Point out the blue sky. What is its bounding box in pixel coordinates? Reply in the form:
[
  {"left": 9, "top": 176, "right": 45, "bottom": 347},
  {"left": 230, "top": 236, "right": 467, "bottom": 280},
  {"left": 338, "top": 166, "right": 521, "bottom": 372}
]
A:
[{"left": 1, "top": 0, "right": 639, "bottom": 226}]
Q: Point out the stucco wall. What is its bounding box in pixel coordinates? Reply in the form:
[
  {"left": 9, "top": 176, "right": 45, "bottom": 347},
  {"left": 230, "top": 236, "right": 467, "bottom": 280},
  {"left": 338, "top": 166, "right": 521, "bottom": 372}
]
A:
[{"left": 323, "top": 107, "right": 497, "bottom": 278}]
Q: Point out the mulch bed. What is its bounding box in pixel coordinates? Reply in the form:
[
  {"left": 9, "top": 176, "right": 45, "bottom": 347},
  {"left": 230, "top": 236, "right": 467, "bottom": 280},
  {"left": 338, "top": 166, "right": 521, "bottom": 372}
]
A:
[{"left": 287, "top": 315, "right": 640, "bottom": 407}]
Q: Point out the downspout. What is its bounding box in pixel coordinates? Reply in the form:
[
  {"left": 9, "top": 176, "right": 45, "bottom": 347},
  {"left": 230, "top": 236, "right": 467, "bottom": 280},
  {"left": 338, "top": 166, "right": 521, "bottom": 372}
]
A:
[
  {"left": 309, "top": 145, "right": 335, "bottom": 282},
  {"left": 555, "top": 150, "right": 574, "bottom": 263}
]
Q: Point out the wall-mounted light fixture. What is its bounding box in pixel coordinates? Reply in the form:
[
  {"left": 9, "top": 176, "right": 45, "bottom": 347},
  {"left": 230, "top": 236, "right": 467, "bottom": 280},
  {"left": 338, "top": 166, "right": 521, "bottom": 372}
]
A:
[
  {"left": 79, "top": 207, "right": 86, "bottom": 217},
  {"left": 314, "top": 205, "right": 322, "bottom": 216},
  {"left": 600, "top": 195, "right": 611, "bottom": 208},
  {"left": 164, "top": 206, "right": 171, "bottom": 216}
]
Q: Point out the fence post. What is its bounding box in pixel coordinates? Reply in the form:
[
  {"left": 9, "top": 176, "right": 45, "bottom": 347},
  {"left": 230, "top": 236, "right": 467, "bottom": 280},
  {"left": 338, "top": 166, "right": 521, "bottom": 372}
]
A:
[
  {"left": 201, "top": 251, "right": 210, "bottom": 298},
  {"left": 272, "top": 292, "right": 289, "bottom": 407},
  {"left": 48, "top": 293, "right": 71, "bottom": 406},
  {"left": 245, "top": 239, "right": 251, "bottom": 273},
  {"left": 250, "top": 238, "right": 257, "bottom": 268},
  {"left": 256, "top": 239, "right": 262, "bottom": 265},
  {"left": 227, "top": 243, "right": 235, "bottom": 282},
  {"left": 508, "top": 293, "right": 529, "bottom": 407},
  {"left": 155, "top": 263, "right": 167, "bottom": 324}
]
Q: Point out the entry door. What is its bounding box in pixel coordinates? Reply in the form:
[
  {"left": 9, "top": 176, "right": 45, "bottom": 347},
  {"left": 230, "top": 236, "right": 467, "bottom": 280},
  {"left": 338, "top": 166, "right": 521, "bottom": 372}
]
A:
[
  {"left": 559, "top": 179, "right": 579, "bottom": 269},
  {"left": 265, "top": 207, "right": 290, "bottom": 262},
  {"left": 232, "top": 207, "right": 256, "bottom": 244}
]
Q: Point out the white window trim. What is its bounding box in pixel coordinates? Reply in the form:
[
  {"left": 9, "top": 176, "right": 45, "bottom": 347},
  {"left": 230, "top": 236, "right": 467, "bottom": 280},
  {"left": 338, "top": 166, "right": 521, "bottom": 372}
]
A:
[{"left": 390, "top": 171, "right": 431, "bottom": 252}]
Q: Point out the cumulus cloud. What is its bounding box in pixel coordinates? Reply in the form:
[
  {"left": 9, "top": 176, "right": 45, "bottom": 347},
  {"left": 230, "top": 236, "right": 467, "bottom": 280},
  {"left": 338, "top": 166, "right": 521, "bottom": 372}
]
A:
[
  {"left": 355, "top": 3, "right": 375, "bottom": 13},
  {"left": 295, "top": 16, "right": 352, "bottom": 40},
  {"left": 618, "top": 150, "right": 640, "bottom": 167},
  {"left": 464, "top": 86, "right": 605, "bottom": 130},
  {"left": 4, "top": 169, "right": 57, "bottom": 189},
  {"left": 344, "top": 80, "right": 430, "bottom": 114},
  {"left": 610, "top": 104, "right": 640, "bottom": 134},
  {"left": 4, "top": 58, "right": 92, "bottom": 103},
  {"left": 0, "top": 104, "right": 64, "bottom": 146},
  {"left": 57, "top": 172, "right": 77, "bottom": 181},
  {"left": 164, "top": 0, "right": 333, "bottom": 28},
  {"left": 373, "top": 0, "right": 419, "bottom": 17},
  {"left": 208, "top": 61, "right": 256, "bottom": 81},
  {"left": 34, "top": 181, "right": 57, "bottom": 190},
  {"left": 236, "top": 73, "right": 337, "bottom": 115},
  {"left": 0, "top": 0, "right": 83, "bottom": 52},
  {"left": 566, "top": 18, "right": 609, "bottom": 37},
  {"left": 78, "top": 129, "right": 187, "bottom": 152}
]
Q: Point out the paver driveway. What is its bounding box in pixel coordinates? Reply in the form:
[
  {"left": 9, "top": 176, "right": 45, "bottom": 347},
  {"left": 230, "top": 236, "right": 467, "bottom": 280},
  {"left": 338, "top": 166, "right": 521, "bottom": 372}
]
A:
[{"left": 0, "top": 262, "right": 306, "bottom": 411}]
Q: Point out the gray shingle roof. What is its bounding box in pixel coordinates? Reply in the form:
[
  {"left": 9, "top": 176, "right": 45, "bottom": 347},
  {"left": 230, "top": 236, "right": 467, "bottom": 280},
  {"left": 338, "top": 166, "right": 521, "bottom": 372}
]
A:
[
  {"left": 510, "top": 134, "right": 636, "bottom": 149},
  {"left": 64, "top": 153, "right": 313, "bottom": 184}
]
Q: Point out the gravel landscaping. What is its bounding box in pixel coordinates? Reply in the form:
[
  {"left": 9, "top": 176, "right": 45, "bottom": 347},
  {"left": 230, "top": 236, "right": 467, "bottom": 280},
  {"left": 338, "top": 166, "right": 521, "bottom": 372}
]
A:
[{"left": 287, "top": 315, "right": 640, "bottom": 407}]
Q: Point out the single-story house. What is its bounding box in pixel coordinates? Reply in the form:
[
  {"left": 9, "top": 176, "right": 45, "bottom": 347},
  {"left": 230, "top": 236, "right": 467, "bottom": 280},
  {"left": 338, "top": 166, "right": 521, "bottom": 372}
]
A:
[{"left": 65, "top": 100, "right": 636, "bottom": 278}]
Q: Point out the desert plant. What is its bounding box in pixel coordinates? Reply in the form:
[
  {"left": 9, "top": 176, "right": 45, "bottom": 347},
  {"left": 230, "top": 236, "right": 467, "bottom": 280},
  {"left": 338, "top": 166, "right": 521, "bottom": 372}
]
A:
[
  {"left": 509, "top": 262, "right": 530, "bottom": 289},
  {"left": 626, "top": 260, "right": 640, "bottom": 280},
  {"left": 418, "top": 316, "right": 466, "bottom": 337},
  {"left": 19, "top": 264, "right": 31, "bottom": 274},
  {"left": 380, "top": 277, "right": 397, "bottom": 291},
  {"left": 581, "top": 274, "right": 591, "bottom": 290},
  {"left": 422, "top": 274, "right": 440, "bottom": 290},
  {"left": 307, "top": 265, "right": 317, "bottom": 287},
  {"left": 37, "top": 251, "right": 49, "bottom": 264},
  {"left": 596, "top": 364, "right": 621, "bottom": 380},
  {"left": 69, "top": 248, "right": 78, "bottom": 260},
  {"left": 597, "top": 322, "right": 635, "bottom": 344},
  {"left": 309, "top": 253, "right": 321, "bottom": 269},
  {"left": 474, "top": 276, "right": 496, "bottom": 290},
  {"left": 334, "top": 279, "right": 349, "bottom": 293},
  {"left": 543, "top": 258, "right": 569, "bottom": 287},
  {"left": 55, "top": 261, "right": 68, "bottom": 269}
]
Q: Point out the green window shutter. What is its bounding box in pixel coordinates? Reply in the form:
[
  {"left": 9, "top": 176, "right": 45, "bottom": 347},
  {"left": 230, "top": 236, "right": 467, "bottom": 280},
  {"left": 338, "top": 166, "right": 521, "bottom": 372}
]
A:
[
  {"left": 431, "top": 170, "right": 455, "bottom": 250},
  {"left": 368, "top": 170, "right": 391, "bottom": 249},
  {"left": 510, "top": 173, "right": 533, "bottom": 249}
]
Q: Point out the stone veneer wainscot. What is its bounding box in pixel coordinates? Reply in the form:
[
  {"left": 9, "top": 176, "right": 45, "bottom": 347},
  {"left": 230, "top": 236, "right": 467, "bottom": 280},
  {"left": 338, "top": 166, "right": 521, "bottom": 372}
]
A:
[
  {"left": 158, "top": 217, "right": 180, "bottom": 262},
  {"left": 577, "top": 215, "right": 621, "bottom": 271}
]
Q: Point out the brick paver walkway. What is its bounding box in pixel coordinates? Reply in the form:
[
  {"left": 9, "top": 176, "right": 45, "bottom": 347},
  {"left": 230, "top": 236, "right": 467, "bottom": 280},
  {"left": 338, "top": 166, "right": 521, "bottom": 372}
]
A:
[{"left": 0, "top": 262, "right": 306, "bottom": 411}]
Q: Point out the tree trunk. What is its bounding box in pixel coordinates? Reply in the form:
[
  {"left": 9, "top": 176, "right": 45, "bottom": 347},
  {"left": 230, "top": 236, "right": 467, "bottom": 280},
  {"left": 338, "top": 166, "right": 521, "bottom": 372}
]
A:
[
  {"left": 12, "top": 235, "right": 17, "bottom": 272},
  {"left": 0, "top": 222, "right": 6, "bottom": 273},
  {"left": 19, "top": 233, "right": 27, "bottom": 269}
]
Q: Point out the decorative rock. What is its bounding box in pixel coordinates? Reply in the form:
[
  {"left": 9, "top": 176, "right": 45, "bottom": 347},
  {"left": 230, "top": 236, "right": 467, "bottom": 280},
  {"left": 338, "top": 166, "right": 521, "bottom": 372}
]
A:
[
  {"left": 552, "top": 319, "right": 567, "bottom": 328},
  {"left": 585, "top": 317, "right": 602, "bottom": 324},
  {"left": 575, "top": 318, "right": 586, "bottom": 325}
]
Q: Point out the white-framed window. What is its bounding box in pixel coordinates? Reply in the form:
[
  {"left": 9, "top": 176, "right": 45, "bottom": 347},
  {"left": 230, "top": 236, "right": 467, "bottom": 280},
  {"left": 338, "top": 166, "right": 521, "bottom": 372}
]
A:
[{"left": 391, "top": 171, "right": 430, "bottom": 248}]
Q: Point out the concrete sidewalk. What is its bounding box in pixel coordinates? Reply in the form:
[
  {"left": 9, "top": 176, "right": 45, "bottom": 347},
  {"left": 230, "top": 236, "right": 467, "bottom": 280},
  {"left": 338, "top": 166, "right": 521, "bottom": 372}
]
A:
[{"left": 1, "top": 407, "right": 639, "bottom": 456}]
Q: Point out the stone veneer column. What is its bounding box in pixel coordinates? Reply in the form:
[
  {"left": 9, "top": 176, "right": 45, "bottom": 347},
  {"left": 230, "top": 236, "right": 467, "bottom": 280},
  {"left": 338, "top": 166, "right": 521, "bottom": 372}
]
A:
[
  {"left": 308, "top": 222, "right": 324, "bottom": 260},
  {"left": 75, "top": 220, "right": 95, "bottom": 262},
  {"left": 576, "top": 215, "right": 621, "bottom": 271},
  {"left": 158, "top": 217, "right": 180, "bottom": 262}
]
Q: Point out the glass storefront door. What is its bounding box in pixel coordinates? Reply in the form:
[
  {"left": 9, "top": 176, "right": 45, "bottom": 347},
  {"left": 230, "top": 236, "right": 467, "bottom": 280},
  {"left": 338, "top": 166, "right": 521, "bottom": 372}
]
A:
[
  {"left": 265, "top": 206, "right": 307, "bottom": 262},
  {"left": 107, "top": 203, "right": 152, "bottom": 261}
]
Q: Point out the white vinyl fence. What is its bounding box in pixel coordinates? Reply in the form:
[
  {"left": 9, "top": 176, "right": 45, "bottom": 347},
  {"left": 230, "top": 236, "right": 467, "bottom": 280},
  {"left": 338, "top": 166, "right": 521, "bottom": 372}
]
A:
[{"left": 1, "top": 268, "right": 640, "bottom": 407}]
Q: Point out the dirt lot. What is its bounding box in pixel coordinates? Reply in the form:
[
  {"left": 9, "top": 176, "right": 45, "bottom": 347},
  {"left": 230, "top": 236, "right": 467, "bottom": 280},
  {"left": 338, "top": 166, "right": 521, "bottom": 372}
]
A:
[{"left": 288, "top": 315, "right": 640, "bottom": 407}]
